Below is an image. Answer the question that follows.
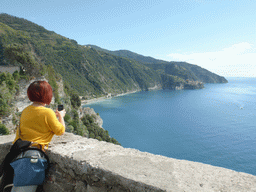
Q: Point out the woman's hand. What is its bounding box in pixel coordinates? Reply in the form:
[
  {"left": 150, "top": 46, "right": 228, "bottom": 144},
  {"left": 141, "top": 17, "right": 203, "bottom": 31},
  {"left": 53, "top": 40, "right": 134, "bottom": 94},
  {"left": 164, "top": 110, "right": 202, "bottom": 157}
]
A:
[
  {"left": 55, "top": 109, "right": 66, "bottom": 130},
  {"left": 55, "top": 109, "right": 66, "bottom": 119}
]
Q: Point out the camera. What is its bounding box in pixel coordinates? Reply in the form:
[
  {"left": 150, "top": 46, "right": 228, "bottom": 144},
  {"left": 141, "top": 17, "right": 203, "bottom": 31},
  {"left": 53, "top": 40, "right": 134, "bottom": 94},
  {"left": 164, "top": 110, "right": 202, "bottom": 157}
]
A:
[{"left": 58, "top": 104, "right": 64, "bottom": 111}]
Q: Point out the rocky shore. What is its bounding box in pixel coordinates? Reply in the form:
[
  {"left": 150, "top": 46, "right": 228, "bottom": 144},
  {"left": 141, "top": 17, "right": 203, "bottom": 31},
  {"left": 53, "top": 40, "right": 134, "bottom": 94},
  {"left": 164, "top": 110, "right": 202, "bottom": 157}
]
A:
[
  {"left": 81, "top": 90, "right": 139, "bottom": 105},
  {"left": 81, "top": 81, "right": 203, "bottom": 106},
  {"left": 82, "top": 83, "right": 163, "bottom": 106}
]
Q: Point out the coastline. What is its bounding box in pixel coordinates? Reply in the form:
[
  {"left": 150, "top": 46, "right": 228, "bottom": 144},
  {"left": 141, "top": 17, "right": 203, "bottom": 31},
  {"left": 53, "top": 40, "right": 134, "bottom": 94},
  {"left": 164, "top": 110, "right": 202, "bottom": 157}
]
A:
[
  {"left": 81, "top": 84, "right": 162, "bottom": 106},
  {"left": 81, "top": 96, "right": 109, "bottom": 105},
  {"left": 81, "top": 90, "right": 139, "bottom": 106}
]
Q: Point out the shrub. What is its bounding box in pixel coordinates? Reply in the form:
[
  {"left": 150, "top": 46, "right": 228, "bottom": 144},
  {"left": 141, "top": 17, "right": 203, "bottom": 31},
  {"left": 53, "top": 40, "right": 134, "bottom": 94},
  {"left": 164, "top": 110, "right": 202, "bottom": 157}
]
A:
[
  {"left": 71, "top": 109, "right": 79, "bottom": 120},
  {"left": 110, "top": 138, "right": 120, "bottom": 145},
  {"left": 95, "top": 136, "right": 103, "bottom": 141},
  {"left": 0, "top": 98, "right": 11, "bottom": 116},
  {"left": 69, "top": 119, "right": 78, "bottom": 131},
  {"left": 0, "top": 123, "right": 9, "bottom": 135},
  {"left": 70, "top": 93, "right": 81, "bottom": 109},
  {"left": 12, "top": 70, "right": 20, "bottom": 81},
  {"left": 89, "top": 132, "right": 95, "bottom": 139},
  {"left": 66, "top": 125, "right": 74, "bottom": 133},
  {"left": 64, "top": 114, "right": 71, "bottom": 123},
  {"left": 81, "top": 113, "right": 121, "bottom": 145}
]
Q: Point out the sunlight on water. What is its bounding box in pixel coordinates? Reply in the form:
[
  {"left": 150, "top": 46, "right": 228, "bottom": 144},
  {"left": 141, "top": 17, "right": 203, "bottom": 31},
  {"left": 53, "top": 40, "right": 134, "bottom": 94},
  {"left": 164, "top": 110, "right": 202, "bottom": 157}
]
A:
[{"left": 224, "top": 87, "right": 256, "bottom": 95}]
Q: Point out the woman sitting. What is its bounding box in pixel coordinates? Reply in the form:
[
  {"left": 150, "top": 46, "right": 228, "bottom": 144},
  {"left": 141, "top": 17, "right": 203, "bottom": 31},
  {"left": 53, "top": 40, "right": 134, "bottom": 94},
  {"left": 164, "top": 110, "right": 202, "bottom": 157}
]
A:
[
  {"left": 0, "top": 80, "right": 66, "bottom": 192},
  {"left": 14, "top": 80, "right": 66, "bottom": 150}
]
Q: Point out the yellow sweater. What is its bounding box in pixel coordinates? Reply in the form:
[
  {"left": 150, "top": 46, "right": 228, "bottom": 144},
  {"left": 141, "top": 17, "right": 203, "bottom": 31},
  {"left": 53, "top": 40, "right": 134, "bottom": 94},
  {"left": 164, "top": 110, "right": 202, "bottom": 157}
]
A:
[{"left": 14, "top": 105, "right": 65, "bottom": 149}]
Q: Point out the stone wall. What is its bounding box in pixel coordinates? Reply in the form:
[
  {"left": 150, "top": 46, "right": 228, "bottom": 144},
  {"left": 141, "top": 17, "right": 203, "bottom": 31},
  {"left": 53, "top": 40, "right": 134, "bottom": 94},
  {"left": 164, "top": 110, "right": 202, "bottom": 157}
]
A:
[{"left": 1, "top": 133, "right": 256, "bottom": 192}]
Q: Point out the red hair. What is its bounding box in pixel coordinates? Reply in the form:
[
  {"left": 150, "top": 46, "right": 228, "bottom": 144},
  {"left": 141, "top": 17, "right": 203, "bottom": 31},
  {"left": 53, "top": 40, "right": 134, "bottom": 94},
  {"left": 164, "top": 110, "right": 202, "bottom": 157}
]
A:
[{"left": 27, "top": 81, "right": 53, "bottom": 105}]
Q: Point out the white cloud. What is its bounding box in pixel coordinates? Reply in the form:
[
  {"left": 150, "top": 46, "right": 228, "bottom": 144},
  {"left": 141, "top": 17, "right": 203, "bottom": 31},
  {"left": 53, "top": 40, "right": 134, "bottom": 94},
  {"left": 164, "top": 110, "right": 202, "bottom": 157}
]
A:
[{"left": 167, "top": 42, "right": 256, "bottom": 77}]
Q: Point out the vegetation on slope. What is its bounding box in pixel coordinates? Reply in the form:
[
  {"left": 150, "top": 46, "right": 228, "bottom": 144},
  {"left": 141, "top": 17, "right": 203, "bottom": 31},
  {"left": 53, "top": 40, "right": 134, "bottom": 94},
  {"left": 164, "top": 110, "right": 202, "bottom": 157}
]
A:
[
  {"left": 0, "top": 70, "right": 120, "bottom": 145},
  {"left": 0, "top": 14, "right": 124, "bottom": 144},
  {"left": 0, "top": 14, "right": 161, "bottom": 97},
  {"left": 64, "top": 110, "right": 120, "bottom": 145},
  {"left": 146, "top": 62, "right": 228, "bottom": 84},
  {"left": 0, "top": 13, "right": 227, "bottom": 99},
  {"left": 88, "top": 45, "right": 228, "bottom": 84},
  {"left": 0, "top": 122, "right": 9, "bottom": 135},
  {"left": 87, "top": 44, "right": 166, "bottom": 65},
  {"left": 0, "top": 71, "right": 20, "bottom": 117}
]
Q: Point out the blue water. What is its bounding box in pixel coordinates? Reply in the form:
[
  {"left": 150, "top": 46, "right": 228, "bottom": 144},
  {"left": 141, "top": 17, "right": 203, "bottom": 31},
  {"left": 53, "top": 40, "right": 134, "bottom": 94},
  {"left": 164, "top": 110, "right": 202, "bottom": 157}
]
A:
[{"left": 85, "top": 77, "right": 256, "bottom": 175}]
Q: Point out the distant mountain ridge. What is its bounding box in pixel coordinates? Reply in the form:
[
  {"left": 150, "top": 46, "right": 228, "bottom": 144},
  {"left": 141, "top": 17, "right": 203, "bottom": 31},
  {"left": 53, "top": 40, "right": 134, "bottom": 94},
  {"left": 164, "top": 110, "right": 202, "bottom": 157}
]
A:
[
  {"left": 86, "top": 44, "right": 166, "bottom": 64},
  {"left": 87, "top": 44, "right": 228, "bottom": 84},
  {"left": 0, "top": 13, "right": 227, "bottom": 99}
]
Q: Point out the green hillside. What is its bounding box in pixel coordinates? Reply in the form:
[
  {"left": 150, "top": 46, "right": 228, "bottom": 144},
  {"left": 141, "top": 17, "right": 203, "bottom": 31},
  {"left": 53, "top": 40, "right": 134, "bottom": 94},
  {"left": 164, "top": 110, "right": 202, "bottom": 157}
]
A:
[
  {"left": 0, "top": 14, "right": 227, "bottom": 99},
  {"left": 145, "top": 62, "right": 228, "bottom": 83},
  {"left": 88, "top": 45, "right": 228, "bottom": 84},
  {"left": 0, "top": 14, "right": 161, "bottom": 97},
  {"left": 87, "top": 44, "right": 165, "bottom": 64}
]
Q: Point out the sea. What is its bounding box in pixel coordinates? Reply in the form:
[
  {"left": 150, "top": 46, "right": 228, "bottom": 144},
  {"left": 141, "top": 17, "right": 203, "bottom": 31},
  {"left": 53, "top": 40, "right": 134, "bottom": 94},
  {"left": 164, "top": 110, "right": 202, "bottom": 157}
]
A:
[{"left": 84, "top": 77, "right": 256, "bottom": 176}]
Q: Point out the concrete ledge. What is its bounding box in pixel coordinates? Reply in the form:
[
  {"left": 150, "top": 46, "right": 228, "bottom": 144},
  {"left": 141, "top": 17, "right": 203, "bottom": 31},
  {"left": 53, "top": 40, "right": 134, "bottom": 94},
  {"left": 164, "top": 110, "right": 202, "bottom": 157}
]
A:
[{"left": 1, "top": 133, "right": 256, "bottom": 192}]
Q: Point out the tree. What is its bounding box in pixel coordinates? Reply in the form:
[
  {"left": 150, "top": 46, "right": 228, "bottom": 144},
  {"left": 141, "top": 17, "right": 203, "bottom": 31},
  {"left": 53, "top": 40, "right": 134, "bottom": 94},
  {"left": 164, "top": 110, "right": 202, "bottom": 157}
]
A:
[
  {"left": 12, "top": 70, "right": 20, "bottom": 81},
  {"left": 110, "top": 138, "right": 120, "bottom": 145},
  {"left": 0, "top": 72, "right": 7, "bottom": 83},
  {"left": 64, "top": 114, "right": 71, "bottom": 123},
  {"left": 70, "top": 93, "right": 81, "bottom": 109},
  {"left": 46, "top": 65, "right": 60, "bottom": 104},
  {"left": 95, "top": 136, "right": 103, "bottom": 141},
  {"left": 0, "top": 123, "right": 9, "bottom": 135},
  {"left": 81, "top": 114, "right": 94, "bottom": 127},
  {"left": 6, "top": 78, "right": 16, "bottom": 91},
  {"left": 69, "top": 120, "right": 78, "bottom": 131},
  {"left": 66, "top": 125, "right": 74, "bottom": 133},
  {"left": 0, "top": 82, "right": 13, "bottom": 104},
  {"left": 71, "top": 109, "right": 79, "bottom": 121},
  {"left": 4, "top": 43, "right": 41, "bottom": 76},
  {"left": 0, "top": 98, "right": 11, "bottom": 116},
  {"left": 89, "top": 132, "right": 95, "bottom": 139},
  {"left": 81, "top": 113, "right": 121, "bottom": 145}
]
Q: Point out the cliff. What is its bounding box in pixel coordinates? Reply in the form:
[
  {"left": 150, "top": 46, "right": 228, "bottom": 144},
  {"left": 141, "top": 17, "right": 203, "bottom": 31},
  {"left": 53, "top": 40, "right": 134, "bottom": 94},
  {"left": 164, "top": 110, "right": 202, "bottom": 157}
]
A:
[
  {"left": 0, "top": 13, "right": 227, "bottom": 99},
  {"left": 1, "top": 133, "right": 256, "bottom": 192}
]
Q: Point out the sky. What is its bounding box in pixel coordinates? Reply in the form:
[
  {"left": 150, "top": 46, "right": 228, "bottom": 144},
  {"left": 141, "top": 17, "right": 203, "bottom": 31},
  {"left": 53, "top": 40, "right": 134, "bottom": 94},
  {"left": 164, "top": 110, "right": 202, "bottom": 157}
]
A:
[{"left": 1, "top": 0, "right": 255, "bottom": 77}]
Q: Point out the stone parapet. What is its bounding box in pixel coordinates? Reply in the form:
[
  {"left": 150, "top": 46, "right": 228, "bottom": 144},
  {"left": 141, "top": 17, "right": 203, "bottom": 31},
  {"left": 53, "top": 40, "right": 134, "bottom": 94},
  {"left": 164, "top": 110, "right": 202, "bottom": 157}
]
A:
[{"left": 1, "top": 133, "right": 256, "bottom": 192}]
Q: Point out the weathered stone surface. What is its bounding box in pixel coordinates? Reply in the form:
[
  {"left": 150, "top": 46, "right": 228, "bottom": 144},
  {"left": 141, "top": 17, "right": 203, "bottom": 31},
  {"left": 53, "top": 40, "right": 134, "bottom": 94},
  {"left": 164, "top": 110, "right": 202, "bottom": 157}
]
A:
[{"left": 1, "top": 133, "right": 256, "bottom": 192}]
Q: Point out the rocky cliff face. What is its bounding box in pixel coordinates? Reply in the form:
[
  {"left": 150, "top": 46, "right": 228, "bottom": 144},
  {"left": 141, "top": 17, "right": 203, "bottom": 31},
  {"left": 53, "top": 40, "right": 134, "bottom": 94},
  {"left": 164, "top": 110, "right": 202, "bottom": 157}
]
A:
[{"left": 79, "top": 107, "right": 103, "bottom": 128}]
